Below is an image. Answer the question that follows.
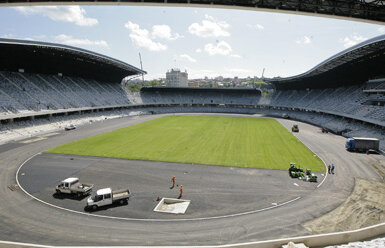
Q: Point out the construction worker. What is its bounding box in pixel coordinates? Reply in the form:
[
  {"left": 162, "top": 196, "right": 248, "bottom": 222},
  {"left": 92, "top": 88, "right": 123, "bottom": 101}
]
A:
[
  {"left": 179, "top": 185, "right": 183, "bottom": 199},
  {"left": 171, "top": 176, "right": 176, "bottom": 189}
]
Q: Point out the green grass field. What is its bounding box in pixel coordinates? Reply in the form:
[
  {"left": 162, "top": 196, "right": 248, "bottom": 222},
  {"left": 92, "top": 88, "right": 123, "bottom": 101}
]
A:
[{"left": 46, "top": 115, "right": 324, "bottom": 172}]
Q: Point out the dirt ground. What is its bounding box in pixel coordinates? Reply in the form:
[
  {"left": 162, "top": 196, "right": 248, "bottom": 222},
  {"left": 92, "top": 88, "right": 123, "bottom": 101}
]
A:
[
  {"left": 367, "top": 158, "right": 385, "bottom": 182},
  {"left": 304, "top": 178, "right": 385, "bottom": 234}
]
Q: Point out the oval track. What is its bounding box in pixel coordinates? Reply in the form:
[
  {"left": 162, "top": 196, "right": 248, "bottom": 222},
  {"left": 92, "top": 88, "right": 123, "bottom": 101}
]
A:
[{"left": 0, "top": 113, "right": 382, "bottom": 246}]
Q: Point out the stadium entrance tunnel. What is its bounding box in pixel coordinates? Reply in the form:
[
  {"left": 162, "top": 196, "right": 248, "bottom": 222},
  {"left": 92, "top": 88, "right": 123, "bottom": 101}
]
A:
[{"left": 17, "top": 153, "right": 322, "bottom": 220}]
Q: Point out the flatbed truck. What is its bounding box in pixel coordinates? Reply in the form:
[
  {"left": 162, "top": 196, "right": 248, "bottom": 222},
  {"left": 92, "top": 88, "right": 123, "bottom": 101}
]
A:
[
  {"left": 87, "top": 188, "right": 130, "bottom": 210},
  {"left": 56, "top": 177, "right": 93, "bottom": 197}
]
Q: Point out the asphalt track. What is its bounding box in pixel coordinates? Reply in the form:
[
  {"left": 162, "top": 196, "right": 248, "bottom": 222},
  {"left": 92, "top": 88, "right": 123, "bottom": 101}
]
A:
[{"left": 0, "top": 113, "right": 383, "bottom": 246}]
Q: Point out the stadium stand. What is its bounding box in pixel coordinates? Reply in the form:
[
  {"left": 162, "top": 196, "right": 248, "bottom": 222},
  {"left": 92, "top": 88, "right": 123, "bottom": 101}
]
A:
[
  {"left": 0, "top": 36, "right": 384, "bottom": 152},
  {"left": 1, "top": 72, "right": 384, "bottom": 150},
  {"left": 0, "top": 108, "right": 147, "bottom": 145},
  {"left": 364, "top": 78, "right": 385, "bottom": 92},
  {"left": 0, "top": 71, "right": 131, "bottom": 113}
]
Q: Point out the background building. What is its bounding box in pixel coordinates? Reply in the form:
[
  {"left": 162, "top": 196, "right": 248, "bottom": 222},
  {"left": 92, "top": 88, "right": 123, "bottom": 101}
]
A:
[{"left": 166, "top": 69, "right": 188, "bottom": 87}]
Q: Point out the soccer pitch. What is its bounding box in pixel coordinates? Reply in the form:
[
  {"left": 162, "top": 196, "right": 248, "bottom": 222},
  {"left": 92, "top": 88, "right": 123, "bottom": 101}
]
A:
[{"left": 46, "top": 115, "right": 324, "bottom": 172}]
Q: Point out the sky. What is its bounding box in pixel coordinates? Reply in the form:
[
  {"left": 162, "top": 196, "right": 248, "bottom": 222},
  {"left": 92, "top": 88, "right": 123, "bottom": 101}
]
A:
[{"left": 0, "top": 5, "right": 384, "bottom": 80}]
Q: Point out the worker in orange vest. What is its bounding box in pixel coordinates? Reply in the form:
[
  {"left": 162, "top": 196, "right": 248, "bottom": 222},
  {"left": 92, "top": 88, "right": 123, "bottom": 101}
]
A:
[
  {"left": 179, "top": 185, "right": 183, "bottom": 199},
  {"left": 171, "top": 176, "right": 176, "bottom": 189}
]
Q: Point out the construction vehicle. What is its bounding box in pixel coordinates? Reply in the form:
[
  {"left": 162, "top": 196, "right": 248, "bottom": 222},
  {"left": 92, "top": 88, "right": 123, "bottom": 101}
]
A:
[
  {"left": 64, "top": 124, "right": 76, "bottom": 131},
  {"left": 56, "top": 177, "right": 93, "bottom": 197},
  {"left": 346, "top": 137, "right": 379, "bottom": 152},
  {"left": 288, "top": 163, "right": 303, "bottom": 178},
  {"left": 292, "top": 124, "right": 299, "bottom": 132},
  {"left": 305, "top": 169, "right": 318, "bottom": 182},
  {"left": 321, "top": 127, "right": 329, "bottom": 133},
  {"left": 289, "top": 163, "right": 317, "bottom": 182},
  {"left": 87, "top": 188, "right": 130, "bottom": 210}
]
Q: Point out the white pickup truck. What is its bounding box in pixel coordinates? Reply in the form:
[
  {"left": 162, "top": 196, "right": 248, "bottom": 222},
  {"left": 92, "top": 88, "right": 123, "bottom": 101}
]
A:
[
  {"left": 86, "top": 188, "right": 130, "bottom": 210},
  {"left": 55, "top": 177, "right": 94, "bottom": 197}
]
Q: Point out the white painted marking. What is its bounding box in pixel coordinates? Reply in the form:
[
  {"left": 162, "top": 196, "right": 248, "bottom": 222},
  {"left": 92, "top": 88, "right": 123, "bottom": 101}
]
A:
[
  {"left": 0, "top": 240, "right": 52, "bottom": 248},
  {"left": 316, "top": 157, "right": 328, "bottom": 188}
]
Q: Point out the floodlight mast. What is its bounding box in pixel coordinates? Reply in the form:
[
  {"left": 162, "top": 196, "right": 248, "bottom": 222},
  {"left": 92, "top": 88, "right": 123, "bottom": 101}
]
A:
[{"left": 139, "top": 52, "right": 144, "bottom": 83}]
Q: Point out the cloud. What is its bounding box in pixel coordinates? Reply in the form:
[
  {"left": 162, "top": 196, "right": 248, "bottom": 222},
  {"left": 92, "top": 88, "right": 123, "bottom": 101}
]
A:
[
  {"left": 124, "top": 21, "right": 167, "bottom": 51},
  {"left": 204, "top": 41, "right": 232, "bottom": 56},
  {"left": 0, "top": 34, "right": 48, "bottom": 41},
  {"left": 256, "top": 24, "right": 264, "bottom": 30},
  {"left": 180, "top": 54, "right": 197, "bottom": 63},
  {"left": 54, "top": 34, "right": 109, "bottom": 48},
  {"left": 195, "top": 48, "right": 202, "bottom": 53},
  {"left": 0, "top": 34, "right": 32, "bottom": 40},
  {"left": 340, "top": 34, "right": 367, "bottom": 48},
  {"left": 296, "top": 36, "right": 311, "bottom": 45},
  {"left": 0, "top": 34, "right": 15, "bottom": 39},
  {"left": 13, "top": 6, "right": 98, "bottom": 26},
  {"left": 188, "top": 14, "right": 230, "bottom": 38},
  {"left": 230, "top": 54, "right": 242, "bottom": 58},
  {"left": 230, "top": 68, "right": 251, "bottom": 73},
  {"left": 152, "top": 25, "right": 183, "bottom": 40}
]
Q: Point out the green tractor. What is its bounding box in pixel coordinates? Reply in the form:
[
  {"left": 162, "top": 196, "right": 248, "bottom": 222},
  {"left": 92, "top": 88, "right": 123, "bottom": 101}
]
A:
[
  {"left": 289, "top": 163, "right": 318, "bottom": 182},
  {"left": 305, "top": 169, "right": 318, "bottom": 182},
  {"left": 288, "top": 162, "right": 303, "bottom": 178},
  {"left": 292, "top": 124, "right": 299, "bottom": 132}
]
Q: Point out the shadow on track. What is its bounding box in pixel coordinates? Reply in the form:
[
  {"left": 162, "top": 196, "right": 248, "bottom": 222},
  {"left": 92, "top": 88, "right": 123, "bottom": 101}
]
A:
[
  {"left": 52, "top": 192, "right": 89, "bottom": 201},
  {"left": 84, "top": 201, "right": 129, "bottom": 212}
]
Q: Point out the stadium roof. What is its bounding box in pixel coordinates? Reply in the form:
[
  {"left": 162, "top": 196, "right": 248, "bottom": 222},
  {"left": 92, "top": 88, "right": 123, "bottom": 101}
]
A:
[
  {"left": 1, "top": 0, "right": 384, "bottom": 24},
  {"left": 0, "top": 38, "right": 145, "bottom": 82},
  {"left": 268, "top": 34, "right": 385, "bottom": 90}
]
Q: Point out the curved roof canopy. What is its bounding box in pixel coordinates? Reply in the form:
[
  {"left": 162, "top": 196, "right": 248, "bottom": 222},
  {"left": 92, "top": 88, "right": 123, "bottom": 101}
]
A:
[
  {"left": 1, "top": 0, "right": 385, "bottom": 24},
  {"left": 268, "top": 34, "right": 385, "bottom": 90},
  {"left": 0, "top": 38, "right": 145, "bottom": 82}
]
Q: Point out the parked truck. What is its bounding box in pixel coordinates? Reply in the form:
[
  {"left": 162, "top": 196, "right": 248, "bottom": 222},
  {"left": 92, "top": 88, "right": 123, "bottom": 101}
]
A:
[
  {"left": 345, "top": 137, "right": 379, "bottom": 152},
  {"left": 56, "top": 177, "right": 94, "bottom": 197},
  {"left": 86, "top": 188, "right": 130, "bottom": 210}
]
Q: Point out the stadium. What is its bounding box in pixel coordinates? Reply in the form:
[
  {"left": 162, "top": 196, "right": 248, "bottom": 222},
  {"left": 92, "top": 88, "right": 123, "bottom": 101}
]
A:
[{"left": 0, "top": 1, "right": 385, "bottom": 248}]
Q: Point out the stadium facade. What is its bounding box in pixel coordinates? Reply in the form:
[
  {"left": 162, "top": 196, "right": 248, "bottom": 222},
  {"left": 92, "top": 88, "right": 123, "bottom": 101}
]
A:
[
  {"left": 0, "top": 11, "right": 385, "bottom": 248},
  {"left": 1, "top": 0, "right": 384, "bottom": 24}
]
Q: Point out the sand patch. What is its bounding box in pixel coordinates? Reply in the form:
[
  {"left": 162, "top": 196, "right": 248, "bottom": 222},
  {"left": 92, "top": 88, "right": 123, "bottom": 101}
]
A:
[
  {"left": 367, "top": 159, "right": 385, "bottom": 182},
  {"left": 304, "top": 178, "right": 385, "bottom": 234}
]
